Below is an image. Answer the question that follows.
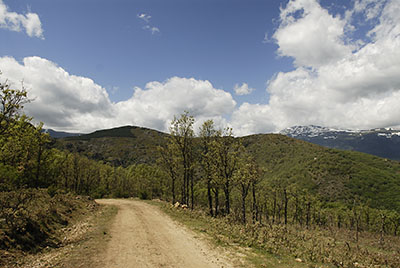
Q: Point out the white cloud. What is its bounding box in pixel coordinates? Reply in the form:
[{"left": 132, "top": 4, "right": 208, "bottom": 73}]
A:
[
  {"left": 138, "top": 12, "right": 160, "bottom": 34},
  {"left": 234, "top": 83, "right": 255, "bottom": 95},
  {"left": 0, "top": 0, "right": 43, "bottom": 38},
  {"left": 0, "top": 56, "right": 235, "bottom": 133},
  {"left": 273, "top": 0, "right": 351, "bottom": 68},
  {"left": 137, "top": 13, "right": 151, "bottom": 23},
  {"left": 353, "top": 0, "right": 385, "bottom": 21},
  {"left": 143, "top": 25, "right": 160, "bottom": 35},
  {"left": 231, "top": 0, "right": 400, "bottom": 135},
  {"left": 1, "top": 0, "right": 399, "bottom": 137},
  {"left": 0, "top": 56, "right": 114, "bottom": 132},
  {"left": 115, "top": 77, "right": 236, "bottom": 132}
]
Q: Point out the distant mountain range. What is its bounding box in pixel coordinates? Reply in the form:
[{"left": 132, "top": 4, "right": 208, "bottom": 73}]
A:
[
  {"left": 51, "top": 125, "right": 400, "bottom": 211},
  {"left": 46, "top": 124, "right": 400, "bottom": 161},
  {"left": 280, "top": 125, "right": 400, "bottom": 161},
  {"left": 44, "top": 129, "right": 81, "bottom": 138}
]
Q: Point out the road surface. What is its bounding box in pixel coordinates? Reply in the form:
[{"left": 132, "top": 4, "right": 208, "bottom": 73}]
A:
[{"left": 96, "top": 199, "right": 234, "bottom": 268}]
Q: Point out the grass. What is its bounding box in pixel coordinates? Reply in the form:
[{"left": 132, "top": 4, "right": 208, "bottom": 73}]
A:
[
  {"left": 149, "top": 200, "right": 311, "bottom": 268},
  {"left": 55, "top": 203, "right": 117, "bottom": 268},
  {"left": 150, "top": 200, "right": 400, "bottom": 268}
]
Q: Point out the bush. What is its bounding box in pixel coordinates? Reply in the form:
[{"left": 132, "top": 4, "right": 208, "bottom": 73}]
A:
[
  {"left": 0, "top": 189, "right": 97, "bottom": 252},
  {"left": 139, "top": 191, "right": 149, "bottom": 200}
]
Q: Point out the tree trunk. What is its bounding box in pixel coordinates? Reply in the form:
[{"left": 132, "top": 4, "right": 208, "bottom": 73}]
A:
[
  {"left": 224, "top": 180, "right": 230, "bottom": 215},
  {"left": 35, "top": 144, "right": 43, "bottom": 188},
  {"left": 171, "top": 175, "right": 176, "bottom": 204},
  {"left": 214, "top": 188, "right": 219, "bottom": 217},
  {"left": 306, "top": 201, "right": 311, "bottom": 229},
  {"left": 252, "top": 181, "right": 257, "bottom": 224},
  {"left": 241, "top": 184, "right": 248, "bottom": 224},
  {"left": 283, "top": 189, "right": 288, "bottom": 225},
  {"left": 207, "top": 177, "right": 213, "bottom": 216},
  {"left": 272, "top": 192, "right": 277, "bottom": 224},
  {"left": 190, "top": 170, "right": 194, "bottom": 210}
]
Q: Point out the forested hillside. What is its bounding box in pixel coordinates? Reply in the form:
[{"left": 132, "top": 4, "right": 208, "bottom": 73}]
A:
[
  {"left": 1, "top": 78, "right": 400, "bottom": 267},
  {"left": 55, "top": 122, "right": 400, "bottom": 212},
  {"left": 242, "top": 134, "right": 400, "bottom": 212},
  {"left": 54, "top": 126, "right": 167, "bottom": 166}
]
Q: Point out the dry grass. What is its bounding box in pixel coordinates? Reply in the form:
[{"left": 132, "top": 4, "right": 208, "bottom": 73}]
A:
[
  {"left": 0, "top": 190, "right": 117, "bottom": 268},
  {"left": 152, "top": 200, "right": 400, "bottom": 268}
]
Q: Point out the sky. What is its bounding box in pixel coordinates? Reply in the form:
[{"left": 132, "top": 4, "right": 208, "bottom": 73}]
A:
[{"left": 0, "top": 0, "right": 399, "bottom": 135}]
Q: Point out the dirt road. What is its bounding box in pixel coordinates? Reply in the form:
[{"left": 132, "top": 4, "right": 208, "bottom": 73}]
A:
[{"left": 96, "top": 199, "right": 234, "bottom": 268}]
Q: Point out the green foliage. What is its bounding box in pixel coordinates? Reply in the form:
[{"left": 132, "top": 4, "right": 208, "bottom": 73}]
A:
[
  {"left": 158, "top": 201, "right": 400, "bottom": 268},
  {"left": 167, "top": 111, "right": 196, "bottom": 207},
  {"left": 1, "top": 71, "right": 400, "bottom": 265},
  {"left": 55, "top": 126, "right": 167, "bottom": 167},
  {"left": 242, "top": 134, "right": 400, "bottom": 212},
  {"left": 0, "top": 76, "right": 29, "bottom": 136},
  {"left": 0, "top": 76, "right": 51, "bottom": 190}
]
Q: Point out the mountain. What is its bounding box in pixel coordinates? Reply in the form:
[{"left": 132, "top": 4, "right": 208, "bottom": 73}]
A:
[
  {"left": 44, "top": 129, "right": 82, "bottom": 138},
  {"left": 53, "top": 125, "right": 400, "bottom": 212},
  {"left": 279, "top": 125, "right": 400, "bottom": 161},
  {"left": 54, "top": 125, "right": 168, "bottom": 166},
  {"left": 242, "top": 134, "right": 400, "bottom": 212}
]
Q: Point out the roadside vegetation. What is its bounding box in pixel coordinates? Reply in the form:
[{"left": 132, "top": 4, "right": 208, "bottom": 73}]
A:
[
  {"left": 0, "top": 189, "right": 99, "bottom": 267},
  {"left": 1, "top": 73, "right": 400, "bottom": 267},
  {"left": 155, "top": 200, "right": 400, "bottom": 267}
]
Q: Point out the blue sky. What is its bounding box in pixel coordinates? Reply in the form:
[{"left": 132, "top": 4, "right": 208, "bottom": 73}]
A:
[
  {"left": 1, "top": 0, "right": 400, "bottom": 135},
  {"left": 2, "top": 0, "right": 284, "bottom": 103}
]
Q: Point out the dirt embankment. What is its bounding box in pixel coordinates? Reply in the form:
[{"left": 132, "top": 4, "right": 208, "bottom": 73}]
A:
[{"left": 96, "top": 199, "right": 234, "bottom": 268}]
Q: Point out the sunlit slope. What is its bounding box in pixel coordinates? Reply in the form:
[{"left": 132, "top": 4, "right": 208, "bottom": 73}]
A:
[
  {"left": 242, "top": 134, "right": 400, "bottom": 211},
  {"left": 55, "top": 126, "right": 400, "bottom": 211},
  {"left": 55, "top": 126, "right": 167, "bottom": 166}
]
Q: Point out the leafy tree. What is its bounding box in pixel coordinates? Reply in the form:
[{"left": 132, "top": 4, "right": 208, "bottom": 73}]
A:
[
  {"left": 209, "top": 127, "right": 241, "bottom": 215},
  {"left": 158, "top": 143, "right": 181, "bottom": 204},
  {"left": 0, "top": 74, "right": 29, "bottom": 136},
  {"left": 0, "top": 74, "right": 50, "bottom": 190},
  {"left": 169, "top": 111, "right": 195, "bottom": 208},
  {"left": 199, "top": 120, "right": 218, "bottom": 216}
]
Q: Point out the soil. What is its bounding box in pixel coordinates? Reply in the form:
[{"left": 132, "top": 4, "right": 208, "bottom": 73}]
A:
[{"left": 96, "top": 199, "right": 234, "bottom": 268}]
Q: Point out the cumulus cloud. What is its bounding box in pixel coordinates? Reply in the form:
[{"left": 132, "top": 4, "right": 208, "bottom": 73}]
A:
[
  {"left": 232, "top": 0, "right": 400, "bottom": 135},
  {"left": 234, "top": 83, "right": 255, "bottom": 96},
  {"left": 0, "top": 56, "right": 114, "bottom": 131},
  {"left": 2, "top": 0, "right": 399, "bottom": 137},
  {"left": 0, "top": 0, "right": 43, "bottom": 38},
  {"left": 353, "top": 0, "right": 385, "bottom": 21},
  {"left": 273, "top": 0, "right": 351, "bottom": 68},
  {"left": 0, "top": 56, "right": 235, "bottom": 133},
  {"left": 115, "top": 77, "right": 235, "bottom": 132}
]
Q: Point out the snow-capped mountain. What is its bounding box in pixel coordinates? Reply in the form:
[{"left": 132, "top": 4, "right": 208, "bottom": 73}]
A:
[
  {"left": 279, "top": 125, "right": 400, "bottom": 161},
  {"left": 279, "top": 125, "right": 346, "bottom": 138}
]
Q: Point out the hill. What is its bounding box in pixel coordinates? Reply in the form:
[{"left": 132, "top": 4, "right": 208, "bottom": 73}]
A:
[
  {"left": 54, "top": 126, "right": 168, "bottom": 166},
  {"left": 44, "top": 129, "right": 82, "bottom": 138},
  {"left": 242, "top": 134, "right": 400, "bottom": 212},
  {"left": 54, "top": 125, "right": 400, "bottom": 212}
]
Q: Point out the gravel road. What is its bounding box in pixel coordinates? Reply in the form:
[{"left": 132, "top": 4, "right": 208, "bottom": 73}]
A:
[{"left": 96, "top": 199, "right": 234, "bottom": 268}]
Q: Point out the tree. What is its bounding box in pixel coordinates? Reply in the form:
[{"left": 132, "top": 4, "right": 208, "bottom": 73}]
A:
[
  {"left": 0, "top": 74, "right": 29, "bottom": 136},
  {"left": 158, "top": 143, "right": 180, "bottom": 204},
  {"left": 169, "top": 111, "right": 195, "bottom": 208},
  {"left": 210, "top": 127, "right": 241, "bottom": 215},
  {"left": 0, "top": 75, "right": 51, "bottom": 190},
  {"left": 199, "top": 120, "right": 218, "bottom": 216},
  {"left": 235, "top": 153, "right": 260, "bottom": 224}
]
